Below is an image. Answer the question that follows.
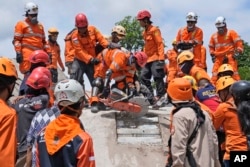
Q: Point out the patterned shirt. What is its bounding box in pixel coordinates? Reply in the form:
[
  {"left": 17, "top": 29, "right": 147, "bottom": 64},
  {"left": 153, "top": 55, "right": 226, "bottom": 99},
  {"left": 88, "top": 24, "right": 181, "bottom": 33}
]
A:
[{"left": 27, "top": 105, "right": 60, "bottom": 167}]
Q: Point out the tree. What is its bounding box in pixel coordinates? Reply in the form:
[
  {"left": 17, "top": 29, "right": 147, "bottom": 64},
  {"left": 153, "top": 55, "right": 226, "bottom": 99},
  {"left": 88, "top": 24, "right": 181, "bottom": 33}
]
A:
[
  {"left": 115, "top": 16, "right": 144, "bottom": 52},
  {"left": 238, "top": 41, "right": 250, "bottom": 80}
]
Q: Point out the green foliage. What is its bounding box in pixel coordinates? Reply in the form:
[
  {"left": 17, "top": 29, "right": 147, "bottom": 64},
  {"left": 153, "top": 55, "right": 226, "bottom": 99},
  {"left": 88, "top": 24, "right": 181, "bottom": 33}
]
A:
[
  {"left": 238, "top": 41, "right": 250, "bottom": 80},
  {"left": 115, "top": 16, "right": 144, "bottom": 52}
]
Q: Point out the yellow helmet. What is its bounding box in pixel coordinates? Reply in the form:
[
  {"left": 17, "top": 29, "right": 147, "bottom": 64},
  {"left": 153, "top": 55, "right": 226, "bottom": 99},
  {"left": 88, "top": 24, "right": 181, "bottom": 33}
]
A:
[
  {"left": 48, "top": 27, "right": 59, "bottom": 36},
  {"left": 177, "top": 50, "right": 194, "bottom": 65},
  {"left": 218, "top": 64, "right": 233, "bottom": 75},
  {"left": 112, "top": 25, "right": 126, "bottom": 39},
  {"left": 216, "top": 76, "right": 235, "bottom": 93},
  {"left": 183, "top": 75, "right": 198, "bottom": 91},
  {"left": 172, "top": 38, "right": 177, "bottom": 45}
]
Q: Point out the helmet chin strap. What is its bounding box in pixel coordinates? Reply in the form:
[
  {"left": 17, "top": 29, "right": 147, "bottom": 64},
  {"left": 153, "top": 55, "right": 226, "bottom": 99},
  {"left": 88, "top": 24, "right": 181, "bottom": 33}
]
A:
[{"left": 61, "top": 106, "right": 82, "bottom": 117}]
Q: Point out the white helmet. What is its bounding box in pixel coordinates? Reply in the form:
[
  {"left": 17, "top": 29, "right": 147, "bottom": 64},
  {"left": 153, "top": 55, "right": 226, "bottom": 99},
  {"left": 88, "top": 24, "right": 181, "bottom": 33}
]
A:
[
  {"left": 112, "top": 25, "right": 126, "bottom": 37},
  {"left": 215, "top": 16, "right": 226, "bottom": 28},
  {"left": 186, "top": 12, "right": 198, "bottom": 22},
  {"left": 54, "top": 79, "right": 84, "bottom": 106},
  {"left": 25, "top": 2, "right": 38, "bottom": 15}
]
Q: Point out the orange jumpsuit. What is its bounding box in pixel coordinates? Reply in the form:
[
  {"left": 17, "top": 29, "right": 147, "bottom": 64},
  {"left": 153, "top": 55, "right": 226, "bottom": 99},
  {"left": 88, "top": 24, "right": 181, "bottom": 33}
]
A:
[
  {"left": 176, "top": 26, "right": 203, "bottom": 67},
  {"left": 71, "top": 26, "right": 109, "bottom": 64},
  {"left": 213, "top": 97, "right": 247, "bottom": 160},
  {"left": 64, "top": 28, "right": 77, "bottom": 65},
  {"left": 90, "top": 48, "right": 135, "bottom": 104},
  {"left": 13, "top": 18, "right": 51, "bottom": 74},
  {"left": 46, "top": 40, "right": 64, "bottom": 71},
  {"left": 201, "top": 45, "right": 207, "bottom": 70},
  {"left": 209, "top": 29, "right": 243, "bottom": 83},
  {"left": 0, "top": 99, "right": 17, "bottom": 167},
  {"left": 189, "top": 65, "right": 211, "bottom": 83},
  {"left": 165, "top": 48, "right": 178, "bottom": 83}
]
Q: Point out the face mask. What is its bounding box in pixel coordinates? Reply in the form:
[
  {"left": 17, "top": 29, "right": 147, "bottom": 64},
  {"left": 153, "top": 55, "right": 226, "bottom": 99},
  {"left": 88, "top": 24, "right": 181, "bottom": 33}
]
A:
[{"left": 30, "top": 17, "right": 38, "bottom": 24}]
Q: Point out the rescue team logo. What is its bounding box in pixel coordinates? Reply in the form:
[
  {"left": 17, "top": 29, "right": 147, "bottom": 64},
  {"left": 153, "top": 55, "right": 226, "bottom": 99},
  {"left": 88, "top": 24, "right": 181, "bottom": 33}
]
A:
[
  {"left": 230, "top": 151, "right": 250, "bottom": 167},
  {"left": 59, "top": 91, "right": 68, "bottom": 100}
]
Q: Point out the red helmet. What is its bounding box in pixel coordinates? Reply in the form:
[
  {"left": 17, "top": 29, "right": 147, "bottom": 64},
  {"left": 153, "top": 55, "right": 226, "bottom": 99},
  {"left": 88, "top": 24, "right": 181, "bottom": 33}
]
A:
[
  {"left": 29, "top": 50, "right": 50, "bottom": 65},
  {"left": 32, "top": 67, "right": 51, "bottom": 80},
  {"left": 134, "top": 51, "right": 148, "bottom": 67},
  {"left": 75, "top": 13, "right": 88, "bottom": 28},
  {"left": 26, "top": 70, "right": 50, "bottom": 90},
  {"left": 136, "top": 10, "right": 151, "bottom": 20}
]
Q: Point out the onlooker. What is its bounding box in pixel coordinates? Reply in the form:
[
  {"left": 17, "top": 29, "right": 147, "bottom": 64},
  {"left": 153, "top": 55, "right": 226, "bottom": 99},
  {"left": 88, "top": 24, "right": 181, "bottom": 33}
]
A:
[
  {"left": 214, "top": 76, "right": 247, "bottom": 167},
  {"left": 136, "top": 9, "right": 166, "bottom": 106},
  {"left": 166, "top": 78, "right": 220, "bottom": 167},
  {"left": 209, "top": 16, "right": 243, "bottom": 84},
  {"left": 13, "top": 2, "right": 51, "bottom": 74},
  {"left": 176, "top": 12, "right": 203, "bottom": 68},
  {"left": 13, "top": 69, "right": 50, "bottom": 167},
  {"left": 36, "top": 79, "right": 95, "bottom": 167},
  {"left": 46, "top": 27, "right": 65, "bottom": 84},
  {"left": 0, "top": 57, "right": 18, "bottom": 167}
]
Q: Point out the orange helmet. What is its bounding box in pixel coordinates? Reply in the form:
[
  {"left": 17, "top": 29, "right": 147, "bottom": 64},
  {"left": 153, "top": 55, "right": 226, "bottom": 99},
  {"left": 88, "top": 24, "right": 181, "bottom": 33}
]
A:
[
  {"left": 136, "top": 10, "right": 151, "bottom": 20},
  {"left": 183, "top": 75, "right": 198, "bottom": 91},
  {"left": 0, "top": 57, "right": 18, "bottom": 79},
  {"left": 134, "top": 51, "right": 148, "bottom": 68},
  {"left": 29, "top": 50, "right": 50, "bottom": 65},
  {"left": 26, "top": 70, "right": 50, "bottom": 90},
  {"left": 218, "top": 64, "right": 234, "bottom": 75},
  {"left": 167, "top": 78, "right": 193, "bottom": 102},
  {"left": 216, "top": 76, "right": 235, "bottom": 93},
  {"left": 75, "top": 13, "right": 88, "bottom": 28},
  {"left": 177, "top": 50, "right": 194, "bottom": 65}
]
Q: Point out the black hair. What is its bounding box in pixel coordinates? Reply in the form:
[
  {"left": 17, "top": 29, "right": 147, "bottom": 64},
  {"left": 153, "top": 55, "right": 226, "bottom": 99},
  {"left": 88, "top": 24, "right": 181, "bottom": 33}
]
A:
[
  {"left": 0, "top": 75, "right": 16, "bottom": 91},
  {"left": 25, "top": 86, "right": 48, "bottom": 96},
  {"left": 59, "top": 98, "right": 83, "bottom": 116},
  {"left": 237, "top": 100, "right": 250, "bottom": 135},
  {"left": 30, "top": 62, "right": 47, "bottom": 72}
]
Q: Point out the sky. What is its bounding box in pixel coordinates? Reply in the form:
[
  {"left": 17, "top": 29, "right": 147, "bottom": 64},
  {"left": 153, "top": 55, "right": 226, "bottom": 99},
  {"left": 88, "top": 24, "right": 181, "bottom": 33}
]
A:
[{"left": 1, "top": 0, "right": 249, "bottom": 89}]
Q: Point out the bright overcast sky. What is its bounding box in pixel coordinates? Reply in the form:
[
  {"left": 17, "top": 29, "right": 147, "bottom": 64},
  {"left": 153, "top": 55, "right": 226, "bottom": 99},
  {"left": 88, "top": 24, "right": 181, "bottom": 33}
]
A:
[{"left": 1, "top": 0, "right": 249, "bottom": 88}]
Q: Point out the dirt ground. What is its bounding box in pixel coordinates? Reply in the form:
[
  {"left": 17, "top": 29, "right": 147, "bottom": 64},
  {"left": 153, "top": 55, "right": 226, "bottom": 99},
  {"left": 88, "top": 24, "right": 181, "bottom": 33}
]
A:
[{"left": 80, "top": 107, "right": 172, "bottom": 167}]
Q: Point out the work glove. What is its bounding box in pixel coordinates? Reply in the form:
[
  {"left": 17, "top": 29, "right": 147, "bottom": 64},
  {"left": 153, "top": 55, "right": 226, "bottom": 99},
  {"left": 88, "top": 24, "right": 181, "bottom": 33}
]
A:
[
  {"left": 16, "top": 53, "right": 23, "bottom": 63},
  {"left": 210, "top": 54, "right": 216, "bottom": 63},
  {"left": 100, "top": 87, "right": 110, "bottom": 98},
  {"left": 233, "top": 52, "right": 240, "bottom": 60},
  {"left": 108, "top": 42, "right": 121, "bottom": 49},
  {"left": 90, "top": 58, "right": 100, "bottom": 65}
]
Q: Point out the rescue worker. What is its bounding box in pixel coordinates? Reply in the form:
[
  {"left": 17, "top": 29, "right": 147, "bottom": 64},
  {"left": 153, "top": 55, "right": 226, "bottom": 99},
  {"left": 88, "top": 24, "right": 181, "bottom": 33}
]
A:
[
  {"left": 176, "top": 12, "right": 203, "bottom": 68},
  {"left": 201, "top": 41, "right": 207, "bottom": 71},
  {"left": 165, "top": 39, "right": 179, "bottom": 84},
  {"left": 13, "top": 2, "right": 51, "bottom": 75},
  {"left": 64, "top": 28, "right": 77, "bottom": 75},
  {"left": 177, "top": 50, "right": 211, "bottom": 85},
  {"left": 213, "top": 76, "right": 248, "bottom": 167},
  {"left": 46, "top": 27, "right": 65, "bottom": 84},
  {"left": 166, "top": 78, "right": 220, "bottom": 167},
  {"left": 230, "top": 81, "right": 250, "bottom": 139},
  {"left": 209, "top": 16, "right": 243, "bottom": 84},
  {"left": 36, "top": 79, "right": 95, "bottom": 167},
  {"left": 136, "top": 10, "right": 166, "bottom": 106},
  {"left": 13, "top": 69, "right": 50, "bottom": 167},
  {"left": 0, "top": 57, "right": 18, "bottom": 167}
]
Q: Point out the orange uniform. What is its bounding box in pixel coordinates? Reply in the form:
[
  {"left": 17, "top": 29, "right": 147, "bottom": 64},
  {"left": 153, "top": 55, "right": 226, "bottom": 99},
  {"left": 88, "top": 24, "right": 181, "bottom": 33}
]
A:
[
  {"left": 0, "top": 99, "right": 17, "bottom": 167},
  {"left": 213, "top": 97, "right": 247, "bottom": 160},
  {"left": 46, "top": 40, "right": 64, "bottom": 70},
  {"left": 200, "top": 45, "right": 207, "bottom": 70},
  {"left": 13, "top": 18, "right": 51, "bottom": 74},
  {"left": 71, "top": 26, "right": 109, "bottom": 64},
  {"left": 209, "top": 29, "right": 243, "bottom": 83},
  {"left": 143, "top": 25, "right": 165, "bottom": 62},
  {"left": 189, "top": 65, "right": 211, "bottom": 83},
  {"left": 176, "top": 26, "right": 203, "bottom": 67},
  {"left": 165, "top": 49, "right": 178, "bottom": 83},
  {"left": 64, "top": 28, "right": 77, "bottom": 65}
]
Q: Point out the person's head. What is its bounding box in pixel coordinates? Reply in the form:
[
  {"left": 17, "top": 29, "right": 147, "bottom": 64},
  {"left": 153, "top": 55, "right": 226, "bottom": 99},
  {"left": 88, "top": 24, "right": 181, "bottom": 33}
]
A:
[
  {"left": 25, "top": 2, "right": 39, "bottom": 25},
  {"left": 167, "top": 78, "right": 193, "bottom": 106},
  {"left": 216, "top": 76, "right": 235, "bottom": 102},
  {"left": 111, "top": 25, "right": 126, "bottom": 43},
  {"left": 198, "top": 78, "right": 211, "bottom": 89},
  {"left": 26, "top": 68, "right": 50, "bottom": 96},
  {"left": 177, "top": 50, "right": 194, "bottom": 74},
  {"left": 48, "top": 27, "right": 59, "bottom": 43},
  {"left": 0, "top": 57, "right": 18, "bottom": 101},
  {"left": 215, "top": 16, "right": 227, "bottom": 35},
  {"left": 182, "top": 75, "right": 198, "bottom": 96},
  {"left": 230, "top": 80, "right": 250, "bottom": 107},
  {"left": 217, "top": 64, "right": 234, "bottom": 78},
  {"left": 54, "top": 79, "right": 85, "bottom": 117},
  {"left": 136, "top": 10, "right": 152, "bottom": 28},
  {"left": 186, "top": 12, "right": 198, "bottom": 31},
  {"left": 75, "top": 13, "right": 88, "bottom": 36},
  {"left": 132, "top": 51, "right": 148, "bottom": 70},
  {"left": 172, "top": 38, "right": 178, "bottom": 50},
  {"left": 29, "top": 50, "right": 50, "bottom": 71}
]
